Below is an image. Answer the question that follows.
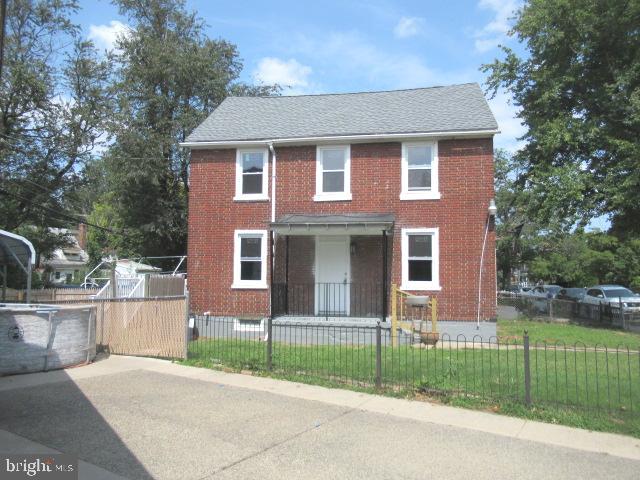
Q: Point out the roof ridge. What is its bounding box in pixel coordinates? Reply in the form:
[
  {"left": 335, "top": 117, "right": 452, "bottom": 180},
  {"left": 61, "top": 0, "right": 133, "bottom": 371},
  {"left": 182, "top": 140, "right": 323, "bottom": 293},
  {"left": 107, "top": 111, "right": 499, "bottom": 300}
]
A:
[{"left": 226, "top": 83, "right": 480, "bottom": 100}]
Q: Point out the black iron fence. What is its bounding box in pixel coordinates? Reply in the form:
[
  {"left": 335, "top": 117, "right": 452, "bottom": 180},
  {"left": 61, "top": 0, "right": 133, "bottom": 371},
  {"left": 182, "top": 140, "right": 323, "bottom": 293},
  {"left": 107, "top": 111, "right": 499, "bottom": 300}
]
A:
[
  {"left": 188, "top": 316, "right": 640, "bottom": 413},
  {"left": 272, "top": 282, "right": 383, "bottom": 318},
  {"left": 498, "top": 293, "right": 640, "bottom": 331}
]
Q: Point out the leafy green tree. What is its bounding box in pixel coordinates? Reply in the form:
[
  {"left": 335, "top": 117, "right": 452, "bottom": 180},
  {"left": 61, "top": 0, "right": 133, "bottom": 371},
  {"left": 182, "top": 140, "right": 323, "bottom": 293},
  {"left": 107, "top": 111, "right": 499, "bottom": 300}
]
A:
[
  {"left": 0, "top": 0, "right": 111, "bottom": 257},
  {"left": 494, "top": 148, "right": 540, "bottom": 288},
  {"left": 92, "top": 0, "right": 278, "bottom": 259},
  {"left": 527, "top": 232, "right": 616, "bottom": 286},
  {"left": 483, "top": 0, "right": 640, "bottom": 233}
]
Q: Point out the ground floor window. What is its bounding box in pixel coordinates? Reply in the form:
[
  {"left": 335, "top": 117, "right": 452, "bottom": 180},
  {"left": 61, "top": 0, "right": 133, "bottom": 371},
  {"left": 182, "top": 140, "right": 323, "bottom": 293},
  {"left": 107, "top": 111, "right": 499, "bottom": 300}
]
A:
[
  {"left": 401, "top": 228, "right": 440, "bottom": 291},
  {"left": 232, "top": 230, "right": 268, "bottom": 289}
]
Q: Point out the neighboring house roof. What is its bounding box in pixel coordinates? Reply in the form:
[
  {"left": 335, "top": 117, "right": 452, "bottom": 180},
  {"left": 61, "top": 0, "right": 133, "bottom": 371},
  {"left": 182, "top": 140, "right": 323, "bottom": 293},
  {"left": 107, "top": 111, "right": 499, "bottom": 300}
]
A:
[
  {"left": 184, "top": 83, "right": 499, "bottom": 145},
  {"left": 115, "top": 259, "right": 161, "bottom": 274},
  {"left": 43, "top": 228, "right": 89, "bottom": 269}
]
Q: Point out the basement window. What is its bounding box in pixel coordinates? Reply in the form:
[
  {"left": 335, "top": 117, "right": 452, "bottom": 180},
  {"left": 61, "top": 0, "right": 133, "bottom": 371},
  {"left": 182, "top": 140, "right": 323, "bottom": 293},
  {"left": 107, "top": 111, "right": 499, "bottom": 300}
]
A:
[
  {"left": 400, "top": 142, "right": 440, "bottom": 200},
  {"left": 401, "top": 228, "right": 440, "bottom": 291},
  {"left": 233, "top": 318, "right": 265, "bottom": 332},
  {"left": 232, "top": 230, "right": 268, "bottom": 289},
  {"left": 314, "top": 145, "right": 352, "bottom": 201},
  {"left": 235, "top": 149, "right": 269, "bottom": 201}
]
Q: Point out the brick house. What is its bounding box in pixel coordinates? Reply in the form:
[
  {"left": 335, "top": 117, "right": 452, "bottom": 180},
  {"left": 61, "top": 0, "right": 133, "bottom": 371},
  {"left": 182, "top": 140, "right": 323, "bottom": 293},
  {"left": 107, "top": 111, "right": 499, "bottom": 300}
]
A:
[{"left": 182, "top": 83, "right": 499, "bottom": 324}]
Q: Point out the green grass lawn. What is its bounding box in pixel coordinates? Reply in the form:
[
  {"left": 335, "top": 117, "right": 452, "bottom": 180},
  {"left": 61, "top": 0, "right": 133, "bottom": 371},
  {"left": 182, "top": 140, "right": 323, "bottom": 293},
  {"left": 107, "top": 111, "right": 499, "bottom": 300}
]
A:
[
  {"left": 497, "top": 318, "right": 640, "bottom": 348},
  {"left": 180, "top": 336, "right": 640, "bottom": 438}
]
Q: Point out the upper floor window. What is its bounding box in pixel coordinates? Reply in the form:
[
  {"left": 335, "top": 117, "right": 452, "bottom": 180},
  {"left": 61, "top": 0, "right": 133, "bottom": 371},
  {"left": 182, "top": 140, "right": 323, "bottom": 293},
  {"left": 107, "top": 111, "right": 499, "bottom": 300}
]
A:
[
  {"left": 400, "top": 142, "right": 440, "bottom": 200},
  {"left": 401, "top": 228, "right": 440, "bottom": 291},
  {"left": 314, "top": 145, "right": 352, "bottom": 201},
  {"left": 235, "top": 148, "right": 268, "bottom": 201}
]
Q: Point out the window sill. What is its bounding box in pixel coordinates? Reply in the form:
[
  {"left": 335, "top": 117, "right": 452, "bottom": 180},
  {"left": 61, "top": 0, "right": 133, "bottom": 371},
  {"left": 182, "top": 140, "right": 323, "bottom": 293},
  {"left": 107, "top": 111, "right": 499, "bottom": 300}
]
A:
[
  {"left": 233, "top": 195, "right": 270, "bottom": 202},
  {"left": 400, "top": 192, "right": 441, "bottom": 201},
  {"left": 400, "top": 284, "right": 441, "bottom": 292},
  {"left": 313, "top": 193, "right": 352, "bottom": 202},
  {"left": 231, "top": 283, "right": 268, "bottom": 290}
]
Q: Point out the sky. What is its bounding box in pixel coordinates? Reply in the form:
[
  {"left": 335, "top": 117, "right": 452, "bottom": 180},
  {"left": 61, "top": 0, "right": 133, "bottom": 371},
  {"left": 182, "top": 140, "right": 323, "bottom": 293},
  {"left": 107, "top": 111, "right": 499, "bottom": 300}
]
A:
[{"left": 75, "top": 0, "right": 527, "bottom": 152}]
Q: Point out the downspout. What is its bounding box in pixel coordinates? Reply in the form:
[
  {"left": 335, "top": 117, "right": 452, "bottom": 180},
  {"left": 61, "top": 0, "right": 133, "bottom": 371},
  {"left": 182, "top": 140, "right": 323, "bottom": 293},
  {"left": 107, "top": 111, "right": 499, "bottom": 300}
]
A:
[
  {"left": 268, "top": 143, "right": 277, "bottom": 323},
  {"left": 477, "top": 199, "right": 497, "bottom": 329},
  {"left": 269, "top": 143, "right": 276, "bottom": 222}
]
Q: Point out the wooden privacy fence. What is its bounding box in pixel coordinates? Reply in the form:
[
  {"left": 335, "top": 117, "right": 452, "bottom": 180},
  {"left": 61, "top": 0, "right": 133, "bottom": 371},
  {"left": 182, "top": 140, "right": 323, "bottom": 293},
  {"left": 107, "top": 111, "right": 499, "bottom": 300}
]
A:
[
  {"left": 2, "top": 288, "right": 100, "bottom": 303},
  {"left": 51, "top": 296, "right": 188, "bottom": 359},
  {"left": 147, "top": 274, "right": 186, "bottom": 297}
]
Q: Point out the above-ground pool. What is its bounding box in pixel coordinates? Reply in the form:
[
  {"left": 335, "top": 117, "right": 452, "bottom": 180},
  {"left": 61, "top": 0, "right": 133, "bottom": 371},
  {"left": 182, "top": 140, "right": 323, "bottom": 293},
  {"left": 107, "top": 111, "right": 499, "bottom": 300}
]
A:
[{"left": 0, "top": 303, "right": 96, "bottom": 375}]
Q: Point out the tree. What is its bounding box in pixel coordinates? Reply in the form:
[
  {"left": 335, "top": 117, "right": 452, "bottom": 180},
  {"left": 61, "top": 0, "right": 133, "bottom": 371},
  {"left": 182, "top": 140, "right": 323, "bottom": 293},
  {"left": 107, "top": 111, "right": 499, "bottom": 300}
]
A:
[
  {"left": 494, "top": 148, "right": 540, "bottom": 288},
  {"left": 483, "top": 0, "right": 640, "bottom": 233},
  {"left": 0, "top": 0, "right": 111, "bottom": 257},
  {"left": 91, "top": 0, "right": 278, "bottom": 259}
]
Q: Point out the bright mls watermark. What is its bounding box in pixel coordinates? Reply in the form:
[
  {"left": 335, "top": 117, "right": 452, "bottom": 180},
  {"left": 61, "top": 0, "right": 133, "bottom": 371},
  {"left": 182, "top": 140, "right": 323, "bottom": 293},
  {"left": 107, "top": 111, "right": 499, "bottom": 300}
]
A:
[{"left": 2, "top": 454, "right": 77, "bottom": 479}]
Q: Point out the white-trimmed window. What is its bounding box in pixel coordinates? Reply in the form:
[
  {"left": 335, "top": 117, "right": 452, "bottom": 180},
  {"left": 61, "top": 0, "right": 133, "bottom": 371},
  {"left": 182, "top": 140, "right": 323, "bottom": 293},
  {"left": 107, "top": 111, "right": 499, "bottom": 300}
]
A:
[
  {"left": 232, "top": 230, "right": 268, "bottom": 289},
  {"left": 314, "top": 145, "right": 351, "bottom": 201},
  {"left": 235, "top": 149, "right": 268, "bottom": 201},
  {"left": 401, "top": 228, "right": 440, "bottom": 291},
  {"left": 400, "top": 142, "right": 440, "bottom": 200}
]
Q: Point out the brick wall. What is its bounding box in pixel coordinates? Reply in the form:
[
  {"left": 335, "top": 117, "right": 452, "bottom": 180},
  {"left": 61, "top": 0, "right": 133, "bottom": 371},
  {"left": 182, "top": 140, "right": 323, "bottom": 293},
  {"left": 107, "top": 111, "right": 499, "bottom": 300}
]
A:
[{"left": 187, "top": 138, "right": 496, "bottom": 320}]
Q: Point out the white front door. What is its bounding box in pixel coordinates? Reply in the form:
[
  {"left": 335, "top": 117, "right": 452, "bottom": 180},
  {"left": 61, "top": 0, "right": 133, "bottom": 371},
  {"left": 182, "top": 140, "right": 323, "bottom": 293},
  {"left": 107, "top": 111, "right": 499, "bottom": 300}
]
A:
[{"left": 315, "top": 236, "right": 350, "bottom": 315}]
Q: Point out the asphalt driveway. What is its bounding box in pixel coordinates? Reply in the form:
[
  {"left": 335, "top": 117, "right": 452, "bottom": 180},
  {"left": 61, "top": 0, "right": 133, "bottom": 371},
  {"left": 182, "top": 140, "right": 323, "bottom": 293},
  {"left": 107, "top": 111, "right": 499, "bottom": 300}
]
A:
[{"left": 0, "top": 356, "right": 638, "bottom": 479}]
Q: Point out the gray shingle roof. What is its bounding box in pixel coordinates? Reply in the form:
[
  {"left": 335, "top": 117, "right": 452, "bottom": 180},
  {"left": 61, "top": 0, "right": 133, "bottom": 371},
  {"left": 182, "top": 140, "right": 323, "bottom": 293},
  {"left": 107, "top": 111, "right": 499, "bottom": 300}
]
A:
[{"left": 185, "top": 83, "right": 498, "bottom": 144}]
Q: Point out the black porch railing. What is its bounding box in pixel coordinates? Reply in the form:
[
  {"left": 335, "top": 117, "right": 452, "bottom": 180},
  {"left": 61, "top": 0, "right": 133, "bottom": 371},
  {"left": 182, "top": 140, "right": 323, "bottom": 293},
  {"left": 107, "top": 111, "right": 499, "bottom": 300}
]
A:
[{"left": 272, "top": 282, "right": 383, "bottom": 318}]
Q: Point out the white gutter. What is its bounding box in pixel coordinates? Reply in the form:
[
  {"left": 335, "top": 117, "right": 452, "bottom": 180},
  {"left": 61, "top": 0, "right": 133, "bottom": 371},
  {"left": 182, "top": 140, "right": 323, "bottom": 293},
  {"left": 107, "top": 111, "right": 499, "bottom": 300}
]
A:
[
  {"left": 179, "top": 129, "right": 500, "bottom": 149},
  {"left": 269, "top": 143, "right": 276, "bottom": 222}
]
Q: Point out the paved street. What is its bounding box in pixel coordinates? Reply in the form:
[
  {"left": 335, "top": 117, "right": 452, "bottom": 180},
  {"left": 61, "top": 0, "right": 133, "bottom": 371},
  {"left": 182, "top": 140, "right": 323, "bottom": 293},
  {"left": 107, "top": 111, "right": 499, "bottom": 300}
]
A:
[{"left": 0, "top": 356, "right": 638, "bottom": 479}]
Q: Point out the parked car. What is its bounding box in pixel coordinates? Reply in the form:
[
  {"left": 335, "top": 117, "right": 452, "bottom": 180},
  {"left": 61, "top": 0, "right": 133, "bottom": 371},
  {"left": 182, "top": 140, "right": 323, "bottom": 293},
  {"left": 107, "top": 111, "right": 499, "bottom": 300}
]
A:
[
  {"left": 511, "top": 285, "right": 531, "bottom": 294},
  {"left": 581, "top": 285, "right": 640, "bottom": 310},
  {"left": 556, "top": 287, "right": 586, "bottom": 302},
  {"left": 522, "top": 285, "right": 562, "bottom": 314},
  {"left": 500, "top": 285, "right": 532, "bottom": 295},
  {"left": 526, "top": 285, "right": 562, "bottom": 299}
]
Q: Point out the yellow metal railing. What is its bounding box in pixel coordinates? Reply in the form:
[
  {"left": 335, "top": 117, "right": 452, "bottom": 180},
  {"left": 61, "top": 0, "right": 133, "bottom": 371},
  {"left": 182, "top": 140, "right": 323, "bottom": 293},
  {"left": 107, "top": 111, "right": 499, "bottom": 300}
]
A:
[{"left": 390, "top": 284, "right": 438, "bottom": 346}]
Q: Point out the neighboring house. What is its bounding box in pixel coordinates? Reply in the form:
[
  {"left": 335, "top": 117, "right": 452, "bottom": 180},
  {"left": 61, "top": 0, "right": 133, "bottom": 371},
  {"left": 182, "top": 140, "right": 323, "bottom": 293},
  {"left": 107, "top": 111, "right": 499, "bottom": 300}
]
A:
[
  {"left": 114, "top": 259, "right": 161, "bottom": 277},
  {"left": 182, "top": 83, "right": 499, "bottom": 321},
  {"left": 43, "top": 226, "right": 89, "bottom": 285}
]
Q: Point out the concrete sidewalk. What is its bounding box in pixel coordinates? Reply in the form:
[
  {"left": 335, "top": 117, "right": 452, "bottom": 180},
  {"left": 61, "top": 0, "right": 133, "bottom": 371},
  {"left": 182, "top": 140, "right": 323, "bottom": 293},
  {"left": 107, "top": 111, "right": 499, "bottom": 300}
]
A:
[{"left": 1, "top": 355, "right": 639, "bottom": 479}]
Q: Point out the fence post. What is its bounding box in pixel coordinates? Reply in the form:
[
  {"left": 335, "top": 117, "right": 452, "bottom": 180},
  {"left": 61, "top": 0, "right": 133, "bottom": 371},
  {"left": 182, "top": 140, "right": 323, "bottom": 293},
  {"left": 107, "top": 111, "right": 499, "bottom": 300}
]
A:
[
  {"left": 183, "top": 291, "right": 190, "bottom": 359},
  {"left": 375, "top": 321, "right": 382, "bottom": 389},
  {"left": 523, "top": 330, "right": 532, "bottom": 406},
  {"left": 618, "top": 297, "right": 624, "bottom": 329},
  {"left": 598, "top": 301, "right": 603, "bottom": 323},
  {"left": 391, "top": 284, "right": 397, "bottom": 347},
  {"left": 266, "top": 316, "right": 273, "bottom": 371},
  {"left": 110, "top": 264, "right": 117, "bottom": 298}
]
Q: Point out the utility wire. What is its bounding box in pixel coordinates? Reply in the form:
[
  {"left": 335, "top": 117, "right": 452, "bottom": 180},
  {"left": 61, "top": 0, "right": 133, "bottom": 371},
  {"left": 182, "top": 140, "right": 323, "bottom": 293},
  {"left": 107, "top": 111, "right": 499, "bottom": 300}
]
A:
[
  {"left": 0, "top": 187, "right": 125, "bottom": 236},
  {"left": 0, "top": 175, "right": 88, "bottom": 215}
]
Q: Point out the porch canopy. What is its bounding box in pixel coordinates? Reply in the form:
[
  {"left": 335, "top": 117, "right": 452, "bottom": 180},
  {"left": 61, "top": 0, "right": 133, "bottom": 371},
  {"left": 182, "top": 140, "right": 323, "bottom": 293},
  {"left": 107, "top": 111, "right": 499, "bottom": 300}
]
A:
[
  {"left": 270, "top": 213, "right": 394, "bottom": 235},
  {"left": 0, "top": 229, "right": 36, "bottom": 302},
  {"left": 269, "top": 214, "right": 393, "bottom": 320}
]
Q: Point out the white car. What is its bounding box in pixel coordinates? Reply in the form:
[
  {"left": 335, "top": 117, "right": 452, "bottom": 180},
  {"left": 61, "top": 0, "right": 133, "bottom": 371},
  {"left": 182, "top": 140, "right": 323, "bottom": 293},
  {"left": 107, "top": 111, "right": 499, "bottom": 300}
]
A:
[
  {"left": 581, "top": 285, "right": 640, "bottom": 310},
  {"left": 523, "top": 285, "right": 562, "bottom": 313},
  {"left": 526, "top": 285, "right": 562, "bottom": 299}
]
